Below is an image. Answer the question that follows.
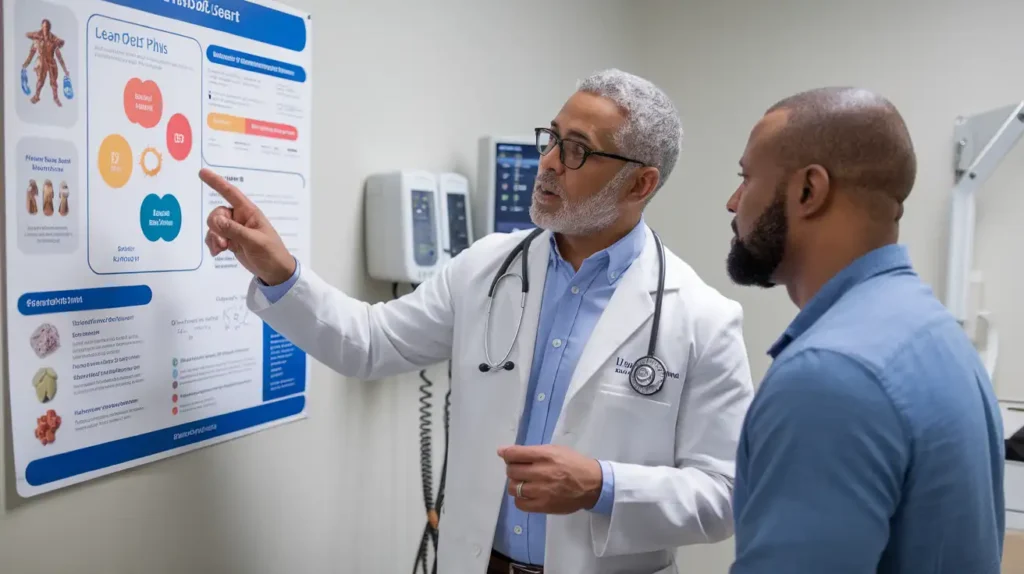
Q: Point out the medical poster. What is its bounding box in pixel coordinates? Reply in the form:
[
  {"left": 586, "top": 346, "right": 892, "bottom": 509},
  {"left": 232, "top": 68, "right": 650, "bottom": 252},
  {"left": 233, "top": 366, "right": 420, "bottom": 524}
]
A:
[{"left": 2, "top": 0, "right": 312, "bottom": 497}]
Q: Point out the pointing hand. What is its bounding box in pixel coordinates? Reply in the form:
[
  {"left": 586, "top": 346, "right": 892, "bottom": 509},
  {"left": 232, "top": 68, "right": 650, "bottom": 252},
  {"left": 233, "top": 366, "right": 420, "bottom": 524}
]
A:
[{"left": 201, "top": 168, "right": 295, "bottom": 286}]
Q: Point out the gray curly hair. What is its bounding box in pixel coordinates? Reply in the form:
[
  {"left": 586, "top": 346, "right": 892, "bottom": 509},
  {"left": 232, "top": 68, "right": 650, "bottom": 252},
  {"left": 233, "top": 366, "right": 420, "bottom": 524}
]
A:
[{"left": 576, "top": 69, "right": 683, "bottom": 196}]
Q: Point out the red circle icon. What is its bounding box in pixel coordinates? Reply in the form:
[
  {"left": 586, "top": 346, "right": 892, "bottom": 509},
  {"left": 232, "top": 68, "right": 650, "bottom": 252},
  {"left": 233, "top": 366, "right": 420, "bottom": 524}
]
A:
[
  {"left": 123, "top": 78, "right": 163, "bottom": 129},
  {"left": 166, "top": 113, "right": 193, "bottom": 161}
]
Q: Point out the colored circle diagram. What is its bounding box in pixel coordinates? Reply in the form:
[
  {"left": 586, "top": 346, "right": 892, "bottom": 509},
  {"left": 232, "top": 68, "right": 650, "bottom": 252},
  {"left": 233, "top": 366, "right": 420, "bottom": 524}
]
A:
[
  {"left": 98, "top": 134, "right": 133, "bottom": 189},
  {"left": 140, "top": 193, "right": 182, "bottom": 242},
  {"left": 124, "top": 78, "right": 163, "bottom": 128},
  {"left": 166, "top": 113, "right": 193, "bottom": 161}
]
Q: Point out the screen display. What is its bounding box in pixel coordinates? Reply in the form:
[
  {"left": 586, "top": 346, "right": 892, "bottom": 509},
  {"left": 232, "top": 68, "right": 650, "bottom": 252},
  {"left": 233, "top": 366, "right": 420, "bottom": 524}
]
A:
[
  {"left": 492, "top": 142, "right": 539, "bottom": 233},
  {"left": 446, "top": 193, "right": 470, "bottom": 257},
  {"left": 410, "top": 189, "right": 437, "bottom": 266}
]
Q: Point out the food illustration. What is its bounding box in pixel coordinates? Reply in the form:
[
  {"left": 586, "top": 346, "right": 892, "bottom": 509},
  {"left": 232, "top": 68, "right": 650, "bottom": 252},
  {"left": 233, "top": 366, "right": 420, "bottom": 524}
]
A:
[
  {"left": 58, "top": 181, "right": 70, "bottom": 216},
  {"left": 26, "top": 179, "right": 39, "bottom": 215},
  {"left": 42, "top": 179, "right": 54, "bottom": 216},
  {"left": 22, "top": 19, "right": 70, "bottom": 107},
  {"left": 34, "top": 409, "right": 61, "bottom": 446},
  {"left": 32, "top": 367, "right": 58, "bottom": 403},
  {"left": 29, "top": 323, "right": 60, "bottom": 359}
]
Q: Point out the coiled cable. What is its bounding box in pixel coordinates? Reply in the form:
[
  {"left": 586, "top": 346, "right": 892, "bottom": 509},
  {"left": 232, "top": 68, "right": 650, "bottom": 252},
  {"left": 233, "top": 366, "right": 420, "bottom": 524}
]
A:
[{"left": 395, "top": 283, "right": 449, "bottom": 574}]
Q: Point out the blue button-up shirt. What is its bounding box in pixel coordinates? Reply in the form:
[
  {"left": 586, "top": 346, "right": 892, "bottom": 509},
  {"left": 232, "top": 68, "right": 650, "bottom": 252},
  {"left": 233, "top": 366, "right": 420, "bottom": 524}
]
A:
[
  {"left": 492, "top": 219, "right": 646, "bottom": 565},
  {"left": 256, "top": 220, "right": 648, "bottom": 567},
  {"left": 731, "top": 244, "right": 1006, "bottom": 574}
]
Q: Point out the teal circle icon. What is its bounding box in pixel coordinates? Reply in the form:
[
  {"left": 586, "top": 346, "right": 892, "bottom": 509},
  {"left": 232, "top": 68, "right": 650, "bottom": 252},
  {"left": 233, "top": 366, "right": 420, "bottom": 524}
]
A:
[{"left": 140, "top": 194, "right": 182, "bottom": 242}]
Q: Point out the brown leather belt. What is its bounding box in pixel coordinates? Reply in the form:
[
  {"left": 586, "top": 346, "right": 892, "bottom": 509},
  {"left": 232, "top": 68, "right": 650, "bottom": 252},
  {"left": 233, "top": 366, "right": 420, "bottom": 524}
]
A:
[{"left": 488, "top": 549, "right": 544, "bottom": 574}]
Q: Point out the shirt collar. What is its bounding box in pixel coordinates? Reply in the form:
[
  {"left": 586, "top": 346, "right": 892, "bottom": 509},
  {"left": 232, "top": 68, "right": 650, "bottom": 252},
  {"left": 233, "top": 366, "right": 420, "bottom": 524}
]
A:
[
  {"left": 767, "top": 243, "right": 914, "bottom": 358},
  {"left": 548, "top": 217, "right": 647, "bottom": 283}
]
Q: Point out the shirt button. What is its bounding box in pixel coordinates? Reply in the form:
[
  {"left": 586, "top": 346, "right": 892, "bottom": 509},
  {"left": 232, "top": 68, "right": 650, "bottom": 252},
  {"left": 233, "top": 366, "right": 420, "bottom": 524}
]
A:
[
  {"left": 610, "top": 271, "right": 618, "bottom": 280},
  {"left": 514, "top": 525, "right": 523, "bottom": 535},
  {"left": 537, "top": 392, "right": 546, "bottom": 401},
  {"left": 552, "top": 339, "right": 562, "bottom": 348},
  {"left": 570, "top": 286, "right": 580, "bottom": 294}
]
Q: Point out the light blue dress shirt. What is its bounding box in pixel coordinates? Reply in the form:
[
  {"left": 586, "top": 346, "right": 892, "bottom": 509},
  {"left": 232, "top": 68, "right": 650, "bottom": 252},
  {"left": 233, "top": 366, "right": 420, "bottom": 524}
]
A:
[
  {"left": 255, "top": 220, "right": 648, "bottom": 567},
  {"left": 731, "top": 244, "right": 1006, "bottom": 574},
  {"left": 491, "top": 219, "right": 646, "bottom": 565}
]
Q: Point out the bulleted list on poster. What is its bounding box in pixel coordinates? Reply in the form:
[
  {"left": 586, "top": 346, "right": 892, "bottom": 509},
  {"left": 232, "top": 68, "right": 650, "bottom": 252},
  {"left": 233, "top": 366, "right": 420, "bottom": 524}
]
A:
[{"left": 2, "top": 0, "right": 313, "bottom": 497}]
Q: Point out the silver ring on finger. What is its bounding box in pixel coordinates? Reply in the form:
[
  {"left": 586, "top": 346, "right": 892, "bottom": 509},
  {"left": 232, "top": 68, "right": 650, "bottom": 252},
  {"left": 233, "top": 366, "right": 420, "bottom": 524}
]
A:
[{"left": 516, "top": 481, "right": 525, "bottom": 498}]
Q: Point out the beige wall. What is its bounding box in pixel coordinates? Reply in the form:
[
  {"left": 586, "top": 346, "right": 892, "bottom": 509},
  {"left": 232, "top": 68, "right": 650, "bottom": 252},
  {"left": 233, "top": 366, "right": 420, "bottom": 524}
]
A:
[{"left": 1005, "top": 530, "right": 1024, "bottom": 574}]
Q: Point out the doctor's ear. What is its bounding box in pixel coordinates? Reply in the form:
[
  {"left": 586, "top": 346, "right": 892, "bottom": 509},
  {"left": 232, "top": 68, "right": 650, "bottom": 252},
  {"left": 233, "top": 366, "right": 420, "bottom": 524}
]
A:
[{"left": 625, "top": 166, "right": 660, "bottom": 204}]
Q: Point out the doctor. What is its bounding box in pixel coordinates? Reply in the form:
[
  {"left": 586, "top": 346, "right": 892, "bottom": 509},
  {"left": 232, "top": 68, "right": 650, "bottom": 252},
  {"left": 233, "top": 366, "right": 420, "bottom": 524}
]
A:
[{"left": 202, "top": 68, "right": 754, "bottom": 574}]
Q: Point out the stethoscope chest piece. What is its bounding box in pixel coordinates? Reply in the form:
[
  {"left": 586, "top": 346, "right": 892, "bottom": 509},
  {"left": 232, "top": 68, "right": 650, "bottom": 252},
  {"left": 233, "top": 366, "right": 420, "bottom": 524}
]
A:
[{"left": 628, "top": 355, "right": 667, "bottom": 396}]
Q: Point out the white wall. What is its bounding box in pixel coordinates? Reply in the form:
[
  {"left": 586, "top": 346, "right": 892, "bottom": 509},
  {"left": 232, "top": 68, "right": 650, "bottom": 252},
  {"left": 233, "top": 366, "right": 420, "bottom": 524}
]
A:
[
  {"left": 0, "top": 1, "right": 643, "bottom": 573},
  {"left": 5, "top": 0, "right": 1024, "bottom": 573}
]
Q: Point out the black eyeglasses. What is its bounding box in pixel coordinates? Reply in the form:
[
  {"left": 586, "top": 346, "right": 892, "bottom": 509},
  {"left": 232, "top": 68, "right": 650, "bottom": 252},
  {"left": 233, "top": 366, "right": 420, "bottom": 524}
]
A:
[{"left": 535, "top": 127, "right": 646, "bottom": 170}]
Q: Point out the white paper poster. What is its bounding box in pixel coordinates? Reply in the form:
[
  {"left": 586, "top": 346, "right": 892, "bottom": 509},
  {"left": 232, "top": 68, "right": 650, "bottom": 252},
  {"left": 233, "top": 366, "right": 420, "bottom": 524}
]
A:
[{"left": 3, "top": 0, "right": 312, "bottom": 497}]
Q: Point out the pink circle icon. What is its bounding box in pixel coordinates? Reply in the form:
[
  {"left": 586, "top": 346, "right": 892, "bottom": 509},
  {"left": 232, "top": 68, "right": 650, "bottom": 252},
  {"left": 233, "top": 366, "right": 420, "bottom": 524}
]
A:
[{"left": 166, "top": 113, "right": 193, "bottom": 161}]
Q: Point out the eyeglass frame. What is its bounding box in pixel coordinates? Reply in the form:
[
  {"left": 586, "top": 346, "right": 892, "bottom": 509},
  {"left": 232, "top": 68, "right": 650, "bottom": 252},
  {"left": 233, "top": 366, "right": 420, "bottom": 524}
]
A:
[{"left": 535, "top": 127, "right": 647, "bottom": 170}]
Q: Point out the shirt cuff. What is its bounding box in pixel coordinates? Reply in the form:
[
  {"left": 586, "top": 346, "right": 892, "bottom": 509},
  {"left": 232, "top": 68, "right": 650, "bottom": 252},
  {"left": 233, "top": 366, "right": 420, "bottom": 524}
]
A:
[
  {"left": 255, "top": 258, "right": 300, "bottom": 304},
  {"left": 590, "top": 460, "right": 615, "bottom": 515}
]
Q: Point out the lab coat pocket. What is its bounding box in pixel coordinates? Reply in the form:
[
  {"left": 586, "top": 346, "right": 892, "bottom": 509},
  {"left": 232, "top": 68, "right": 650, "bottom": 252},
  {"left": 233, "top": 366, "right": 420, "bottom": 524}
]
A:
[
  {"left": 590, "top": 389, "right": 675, "bottom": 460},
  {"left": 596, "top": 386, "right": 673, "bottom": 409}
]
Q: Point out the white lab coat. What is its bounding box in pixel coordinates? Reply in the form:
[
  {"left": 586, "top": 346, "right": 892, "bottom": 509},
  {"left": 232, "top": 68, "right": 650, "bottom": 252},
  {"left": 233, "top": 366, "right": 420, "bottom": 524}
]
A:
[{"left": 247, "top": 225, "right": 754, "bottom": 574}]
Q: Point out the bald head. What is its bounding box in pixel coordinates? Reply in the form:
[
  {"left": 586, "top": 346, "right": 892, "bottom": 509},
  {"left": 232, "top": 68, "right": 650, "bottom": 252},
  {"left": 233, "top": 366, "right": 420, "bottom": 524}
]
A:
[{"left": 764, "top": 87, "right": 917, "bottom": 212}]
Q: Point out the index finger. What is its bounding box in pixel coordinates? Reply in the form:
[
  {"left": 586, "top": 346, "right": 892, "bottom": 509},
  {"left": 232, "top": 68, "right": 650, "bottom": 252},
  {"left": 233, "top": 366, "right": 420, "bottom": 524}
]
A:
[
  {"left": 200, "top": 168, "right": 252, "bottom": 209},
  {"left": 498, "top": 445, "right": 549, "bottom": 464}
]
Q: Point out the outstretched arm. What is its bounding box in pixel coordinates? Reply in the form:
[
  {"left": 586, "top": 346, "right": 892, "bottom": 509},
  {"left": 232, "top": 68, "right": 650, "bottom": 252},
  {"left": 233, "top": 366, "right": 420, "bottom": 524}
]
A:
[
  {"left": 22, "top": 45, "right": 37, "bottom": 68},
  {"left": 55, "top": 46, "right": 69, "bottom": 76}
]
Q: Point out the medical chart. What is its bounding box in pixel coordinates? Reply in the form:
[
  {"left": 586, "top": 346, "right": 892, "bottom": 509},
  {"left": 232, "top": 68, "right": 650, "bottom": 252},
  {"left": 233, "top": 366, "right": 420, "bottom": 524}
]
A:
[{"left": 3, "top": 0, "right": 312, "bottom": 497}]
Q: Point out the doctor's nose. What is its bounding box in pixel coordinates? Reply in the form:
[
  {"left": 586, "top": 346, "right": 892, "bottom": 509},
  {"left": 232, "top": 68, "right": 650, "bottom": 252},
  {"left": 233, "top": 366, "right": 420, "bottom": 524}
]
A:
[{"left": 539, "top": 146, "right": 565, "bottom": 175}]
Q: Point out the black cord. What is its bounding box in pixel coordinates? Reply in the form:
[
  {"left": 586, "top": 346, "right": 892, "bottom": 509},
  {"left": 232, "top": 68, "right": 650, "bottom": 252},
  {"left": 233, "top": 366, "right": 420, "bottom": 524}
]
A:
[{"left": 401, "top": 281, "right": 448, "bottom": 574}]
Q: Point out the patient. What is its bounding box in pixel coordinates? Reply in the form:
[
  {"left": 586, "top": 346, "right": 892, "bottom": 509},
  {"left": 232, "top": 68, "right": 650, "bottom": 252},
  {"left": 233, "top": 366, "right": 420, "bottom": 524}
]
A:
[{"left": 725, "top": 87, "right": 1005, "bottom": 573}]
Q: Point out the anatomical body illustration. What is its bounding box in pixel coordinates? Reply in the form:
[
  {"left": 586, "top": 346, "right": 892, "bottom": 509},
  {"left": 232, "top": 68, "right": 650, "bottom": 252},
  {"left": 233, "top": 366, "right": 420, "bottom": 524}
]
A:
[
  {"left": 26, "top": 179, "right": 38, "bottom": 215},
  {"left": 23, "top": 179, "right": 71, "bottom": 217},
  {"left": 21, "top": 19, "right": 72, "bottom": 107},
  {"left": 42, "top": 180, "right": 54, "bottom": 216},
  {"left": 59, "top": 181, "right": 70, "bottom": 216}
]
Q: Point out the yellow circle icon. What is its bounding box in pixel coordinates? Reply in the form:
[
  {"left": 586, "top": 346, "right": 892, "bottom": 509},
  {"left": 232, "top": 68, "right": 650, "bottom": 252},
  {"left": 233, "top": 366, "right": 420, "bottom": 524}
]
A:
[{"left": 98, "top": 134, "right": 133, "bottom": 189}]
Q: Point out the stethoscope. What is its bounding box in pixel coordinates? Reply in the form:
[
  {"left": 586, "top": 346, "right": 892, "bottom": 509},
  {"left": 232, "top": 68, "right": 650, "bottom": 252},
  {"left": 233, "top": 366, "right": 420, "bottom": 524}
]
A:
[{"left": 478, "top": 227, "right": 668, "bottom": 396}]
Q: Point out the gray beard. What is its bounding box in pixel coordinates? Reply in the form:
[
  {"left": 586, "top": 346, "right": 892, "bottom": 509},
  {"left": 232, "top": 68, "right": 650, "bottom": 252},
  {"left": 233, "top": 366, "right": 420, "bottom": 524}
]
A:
[{"left": 529, "top": 166, "right": 633, "bottom": 235}]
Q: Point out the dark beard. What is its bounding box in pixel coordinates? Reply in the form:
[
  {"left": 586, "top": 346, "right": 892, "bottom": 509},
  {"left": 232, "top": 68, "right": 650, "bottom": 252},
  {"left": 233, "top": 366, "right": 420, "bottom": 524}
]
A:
[{"left": 726, "top": 193, "right": 788, "bottom": 288}]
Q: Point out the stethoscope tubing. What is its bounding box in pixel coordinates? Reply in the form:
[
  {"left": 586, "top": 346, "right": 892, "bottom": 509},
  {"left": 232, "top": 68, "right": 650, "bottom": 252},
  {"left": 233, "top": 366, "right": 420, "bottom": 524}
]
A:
[{"left": 480, "top": 227, "right": 666, "bottom": 381}]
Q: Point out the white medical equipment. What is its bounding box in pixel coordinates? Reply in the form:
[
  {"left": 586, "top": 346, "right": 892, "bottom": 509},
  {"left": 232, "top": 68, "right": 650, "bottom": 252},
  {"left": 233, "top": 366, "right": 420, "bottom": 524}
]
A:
[
  {"left": 944, "top": 102, "right": 1024, "bottom": 389},
  {"left": 474, "top": 135, "right": 540, "bottom": 238},
  {"left": 477, "top": 226, "right": 671, "bottom": 397},
  {"left": 437, "top": 172, "right": 473, "bottom": 262},
  {"left": 1002, "top": 402, "right": 1024, "bottom": 530},
  {"left": 364, "top": 170, "right": 444, "bottom": 284}
]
